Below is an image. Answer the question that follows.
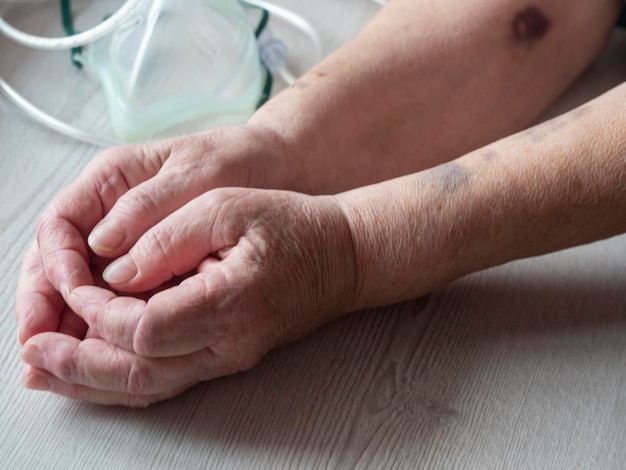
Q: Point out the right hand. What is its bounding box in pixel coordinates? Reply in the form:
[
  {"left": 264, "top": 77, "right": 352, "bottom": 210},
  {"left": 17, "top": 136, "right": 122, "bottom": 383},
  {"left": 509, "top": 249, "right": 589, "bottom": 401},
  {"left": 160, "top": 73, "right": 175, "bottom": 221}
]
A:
[{"left": 19, "top": 188, "right": 358, "bottom": 406}]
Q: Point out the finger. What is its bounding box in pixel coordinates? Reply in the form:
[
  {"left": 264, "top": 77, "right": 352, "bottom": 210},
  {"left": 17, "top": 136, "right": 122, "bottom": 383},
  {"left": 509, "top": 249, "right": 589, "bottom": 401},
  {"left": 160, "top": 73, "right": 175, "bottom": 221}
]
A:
[
  {"left": 14, "top": 241, "right": 76, "bottom": 344},
  {"left": 132, "top": 271, "right": 244, "bottom": 358},
  {"left": 65, "top": 273, "right": 230, "bottom": 358},
  {"left": 22, "top": 366, "right": 191, "bottom": 407},
  {"left": 37, "top": 143, "right": 169, "bottom": 291},
  {"left": 21, "top": 333, "right": 221, "bottom": 397},
  {"left": 67, "top": 266, "right": 265, "bottom": 362},
  {"left": 37, "top": 209, "right": 94, "bottom": 293},
  {"left": 63, "top": 285, "right": 144, "bottom": 351},
  {"left": 101, "top": 188, "right": 250, "bottom": 292},
  {"left": 87, "top": 128, "right": 259, "bottom": 259}
]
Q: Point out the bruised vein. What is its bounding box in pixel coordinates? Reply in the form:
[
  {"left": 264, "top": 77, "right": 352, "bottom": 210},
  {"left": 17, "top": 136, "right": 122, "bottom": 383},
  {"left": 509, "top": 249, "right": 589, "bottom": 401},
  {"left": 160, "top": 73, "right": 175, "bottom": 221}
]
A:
[
  {"left": 512, "top": 6, "right": 552, "bottom": 43},
  {"left": 428, "top": 162, "right": 471, "bottom": 193}
]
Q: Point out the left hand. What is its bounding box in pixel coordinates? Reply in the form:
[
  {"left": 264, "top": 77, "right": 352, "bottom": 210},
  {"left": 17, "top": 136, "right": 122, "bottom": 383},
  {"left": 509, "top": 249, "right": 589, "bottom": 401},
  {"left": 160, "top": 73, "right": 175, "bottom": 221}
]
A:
[
  {"left": 15, "top": 125, "right": 287, "bottom": 348},
  {"left": 20, "top": 188, "right": 357, "bottom": 407}
]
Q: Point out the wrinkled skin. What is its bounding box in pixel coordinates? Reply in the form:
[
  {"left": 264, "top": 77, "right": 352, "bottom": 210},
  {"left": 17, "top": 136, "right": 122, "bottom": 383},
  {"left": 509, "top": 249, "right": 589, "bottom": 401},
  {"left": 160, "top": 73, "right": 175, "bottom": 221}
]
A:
[{"left": 15, "top": 127, "right": 357, "bottom": 407}]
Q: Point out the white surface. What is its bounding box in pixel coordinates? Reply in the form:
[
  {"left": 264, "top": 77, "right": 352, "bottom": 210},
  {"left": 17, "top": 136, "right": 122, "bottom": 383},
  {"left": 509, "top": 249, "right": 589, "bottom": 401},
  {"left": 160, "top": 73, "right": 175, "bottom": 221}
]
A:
[{"left": 1, "top": 2, "right": 625, "bottom": 469}]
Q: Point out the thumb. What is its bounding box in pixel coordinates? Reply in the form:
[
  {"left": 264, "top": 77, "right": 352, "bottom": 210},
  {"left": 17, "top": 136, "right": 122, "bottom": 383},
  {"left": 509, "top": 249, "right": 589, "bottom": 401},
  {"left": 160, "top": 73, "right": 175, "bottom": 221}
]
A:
[{"left": 102, "top": 189, "right": 250, "bottom": 292}]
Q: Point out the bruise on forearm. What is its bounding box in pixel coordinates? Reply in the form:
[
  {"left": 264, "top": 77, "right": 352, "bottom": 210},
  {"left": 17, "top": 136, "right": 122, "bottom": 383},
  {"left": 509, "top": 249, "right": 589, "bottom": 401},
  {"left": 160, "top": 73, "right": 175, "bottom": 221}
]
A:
[
  {"left": 511, "top": 6, "right": 552, "bottom": 43},
  {"left": 252, "top": 0, "right": 620, "bottom": 195},
  {"left": 341, "top": 82, "right": 626, "bottom": 311},
  {"left": 516, "top": 105, "right": 592, "bottom": 144},
  {"left": 450, "top": 91, "right": 625, "bottom": 271},
  {"left": 426, "top": 162, "right": 472, "bottom": 194}
]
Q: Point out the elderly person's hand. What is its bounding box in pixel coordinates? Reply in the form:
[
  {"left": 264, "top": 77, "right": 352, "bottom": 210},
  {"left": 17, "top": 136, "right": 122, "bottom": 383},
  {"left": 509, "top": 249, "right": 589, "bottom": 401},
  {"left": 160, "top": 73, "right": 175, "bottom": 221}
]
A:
[
  {"left": 15, "top": 125, "right": 285, "bottom": 347},
  {"left": 19, "top": 187, "right": 357, "bottom": 406}
]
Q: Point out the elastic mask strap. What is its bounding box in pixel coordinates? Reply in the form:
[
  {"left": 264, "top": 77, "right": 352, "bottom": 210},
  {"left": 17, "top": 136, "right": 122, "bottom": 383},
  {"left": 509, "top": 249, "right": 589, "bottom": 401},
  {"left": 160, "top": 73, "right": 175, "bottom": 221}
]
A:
[
  {"left": 253, "top": 7, "right": 273, "bottom": 108},
  {"left": 60, "top": 0, "right": 83, "bottom": 68},
  {"left": 257, "top": 63, "right": 273, "bottom": 109}
]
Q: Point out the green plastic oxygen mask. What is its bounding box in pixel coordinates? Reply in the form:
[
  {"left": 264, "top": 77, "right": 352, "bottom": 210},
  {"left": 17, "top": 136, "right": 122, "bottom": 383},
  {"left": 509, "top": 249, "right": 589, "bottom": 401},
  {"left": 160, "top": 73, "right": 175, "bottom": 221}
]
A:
[
  {"left": 0, "top": 0, "right": 331, "bottom": 145},
  {"left": 84, "top": 0, "right": 263, "bottom": 141},
  {"left": 0, "top": 0, "right": 267, "bottom": 142}
]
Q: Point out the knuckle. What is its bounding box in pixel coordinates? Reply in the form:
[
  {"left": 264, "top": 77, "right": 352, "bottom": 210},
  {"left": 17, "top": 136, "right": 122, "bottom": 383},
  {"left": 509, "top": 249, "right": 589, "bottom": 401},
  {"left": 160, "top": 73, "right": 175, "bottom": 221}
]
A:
[
  {"left": 135, "top": 224, "right": 181, "bottom": 276},
  {"left": 213, "top": 346, "right": 264, "bottom": 378},
  {"left": 56, "top": 347, "right": 81, "bottom": 383},
  {"left": 141, "top": 224, "right": 173, "bottom": 259},
  {"left": 194, "top": 344, "right": 233, "bottom": 380},
  {"left": 124, "top": 357, "right": 151, "bottom": 395},
  {"left": 122, "top": 185, "right": 161, "bottom": 218},
  {"left": 132, "top": 314, "right": 157, "bottom": 358},
  {"left": 196, "top": 348, "right": 218, "bottom": 380},
  {"left": 57, "top": 360, "right": 76, "bottom": 383},
  {"left": 140, "top": 140, "right": 170, "bottom": 171},
  {"left": 234, "top": 352, "right": 262, "bottom": 373},
  {"left": 36, "top": 210, "right": 58, "bottom": 248}
]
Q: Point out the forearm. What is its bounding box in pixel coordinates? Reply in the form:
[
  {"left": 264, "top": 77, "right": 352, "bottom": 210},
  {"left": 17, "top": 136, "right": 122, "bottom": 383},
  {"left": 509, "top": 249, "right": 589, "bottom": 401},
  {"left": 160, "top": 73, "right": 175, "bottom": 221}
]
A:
[
  {"left": 249, "top": 0, "right": 621, "bottom": 194},
  {"left": 337, "top": 81, "right": 626, "bottom": 311}
]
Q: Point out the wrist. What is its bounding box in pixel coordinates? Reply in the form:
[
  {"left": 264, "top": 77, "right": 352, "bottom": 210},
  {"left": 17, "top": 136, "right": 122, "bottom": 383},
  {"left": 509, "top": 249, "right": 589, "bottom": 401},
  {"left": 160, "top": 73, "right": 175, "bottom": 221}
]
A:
[
  {"left": 335, "top": 84, "right": 626, "bottom": 311},
  {"left": 310, "top": 195, "right": 361, "bottom": 320},
  {"left": 220, "top": 122, "right": 295, "bottom": 191},
  {"left": 334, "top": 178, "right": 469, "bottom": 311}
]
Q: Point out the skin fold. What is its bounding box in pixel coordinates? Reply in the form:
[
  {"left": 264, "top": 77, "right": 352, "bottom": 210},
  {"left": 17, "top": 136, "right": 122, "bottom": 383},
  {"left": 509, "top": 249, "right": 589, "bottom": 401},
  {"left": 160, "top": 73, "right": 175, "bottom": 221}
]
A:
[{"left": 14, "top": 0, "right": 626, "bottom": 406}]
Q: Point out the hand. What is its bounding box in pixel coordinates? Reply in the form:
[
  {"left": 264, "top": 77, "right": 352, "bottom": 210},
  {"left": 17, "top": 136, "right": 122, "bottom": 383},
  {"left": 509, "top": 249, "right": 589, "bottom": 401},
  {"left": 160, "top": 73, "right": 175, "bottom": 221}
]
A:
[
  {"left": 20, "top": 188, "right": 357, "bottom": 407},
  {"left": 15, "top": 125, "right": 285, "bottom": 346}
]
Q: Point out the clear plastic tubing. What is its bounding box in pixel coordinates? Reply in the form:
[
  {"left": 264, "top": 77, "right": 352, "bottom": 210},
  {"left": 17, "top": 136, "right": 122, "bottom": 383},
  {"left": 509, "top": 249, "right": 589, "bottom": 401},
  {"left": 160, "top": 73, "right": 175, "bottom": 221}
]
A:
[
  {"left": 242, "top": 0, "right": 323, "bottom": 62},
  {"left": 0, "top": 0, "right": 385, "bottom": 146},
  {"left": 0, "top": 0, "right": 142, "bottom": 50},
  {"left": 0, "top": 75, "right": 121, "bottom": 147}
]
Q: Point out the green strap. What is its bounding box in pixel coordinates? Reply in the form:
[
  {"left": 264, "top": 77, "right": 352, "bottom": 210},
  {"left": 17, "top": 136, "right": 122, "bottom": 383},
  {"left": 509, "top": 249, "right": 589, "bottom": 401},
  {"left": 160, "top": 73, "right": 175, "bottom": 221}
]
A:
[
  {"left": 60, "top": 0, "right": 83, "bottom": 68},
  {"left": 252, "top": 7, "right": 272, "bottom": 108}
]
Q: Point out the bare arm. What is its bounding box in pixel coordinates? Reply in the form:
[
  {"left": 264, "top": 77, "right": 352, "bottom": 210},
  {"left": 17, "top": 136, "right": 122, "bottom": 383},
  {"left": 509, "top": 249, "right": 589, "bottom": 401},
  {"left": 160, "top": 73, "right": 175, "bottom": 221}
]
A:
[
  {"left": 337, "top": 82, "right": 626, "bottom": 309},
  {"left": 19, "top": 87, "right": 625, "bottom": 406},
  {"left": 250, "top": 0, "right": 622, "bottom": 193}
]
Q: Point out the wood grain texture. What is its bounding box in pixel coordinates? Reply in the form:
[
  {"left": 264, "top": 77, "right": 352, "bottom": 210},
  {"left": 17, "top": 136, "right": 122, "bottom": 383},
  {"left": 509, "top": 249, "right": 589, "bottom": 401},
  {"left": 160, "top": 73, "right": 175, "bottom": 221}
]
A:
[{"left": 1, "top": 3, "right": 625, "bottom": 469}]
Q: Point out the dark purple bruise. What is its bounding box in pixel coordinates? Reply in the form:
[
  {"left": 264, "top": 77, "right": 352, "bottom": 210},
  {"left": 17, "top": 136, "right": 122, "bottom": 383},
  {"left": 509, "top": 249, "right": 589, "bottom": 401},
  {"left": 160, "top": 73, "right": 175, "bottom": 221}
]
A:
[
  {"left": 429, "top": 162, "right": 471, "bottom": 193},
  {"left": 511, "top": 6, "right": 551, "bottom": 43}
]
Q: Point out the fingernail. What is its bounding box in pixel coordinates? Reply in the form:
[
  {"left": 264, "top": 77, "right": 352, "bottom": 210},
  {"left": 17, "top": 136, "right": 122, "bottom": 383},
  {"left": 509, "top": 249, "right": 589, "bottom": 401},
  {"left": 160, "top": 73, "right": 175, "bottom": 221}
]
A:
[
  {"left": 60, "top": 282, "right": 70, "bottom": 300},
  {"left": 21, "top": 345, "right": 44, "bottom": 368},
  {"left": 65, "top": 286, "right": 84, "bottom": 314},
  {"left": 23, "top": 372, "right": 51, "bottom": 391},
  {"left": 103, "top": 255, "right": 138, "bottom": 284},
  {"left": 88, "top": 220, "right": 125, "bottom": 253}
]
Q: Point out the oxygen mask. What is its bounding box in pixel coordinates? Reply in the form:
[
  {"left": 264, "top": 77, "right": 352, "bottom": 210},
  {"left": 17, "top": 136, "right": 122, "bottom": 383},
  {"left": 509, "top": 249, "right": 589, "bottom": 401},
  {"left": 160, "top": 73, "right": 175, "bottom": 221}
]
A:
[
  {"left": 84, "top": 0, "right": 265, "bottom": 141},
  {"left": 0, "top": 0, "right": 323, "bottom": 145}
]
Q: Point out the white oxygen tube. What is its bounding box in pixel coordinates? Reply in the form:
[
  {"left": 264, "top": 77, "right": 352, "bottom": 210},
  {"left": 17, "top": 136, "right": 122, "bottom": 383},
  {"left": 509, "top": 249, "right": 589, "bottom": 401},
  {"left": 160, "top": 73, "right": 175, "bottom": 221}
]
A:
[
  {"left": 0, "top": 76, "right": 121, "bottom": 147},
  {"left": 243, "top": 0, "right": 323, "bottom": 62},
  {"left": 0, "top": 0, "right": 385, "bottom": 146},
  {"left": 0, "top": 0, "right": 138, "bottom": 146},
  {"left": 0, "top": 0, "right": 141, "bottom": 50}
]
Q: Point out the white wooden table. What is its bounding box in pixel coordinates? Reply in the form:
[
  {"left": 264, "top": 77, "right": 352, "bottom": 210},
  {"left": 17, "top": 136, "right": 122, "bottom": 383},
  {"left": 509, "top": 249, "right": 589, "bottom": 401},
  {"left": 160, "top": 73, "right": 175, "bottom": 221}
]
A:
[{"left": 1, "top": 2, "right": 625, "bottom": 468}]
